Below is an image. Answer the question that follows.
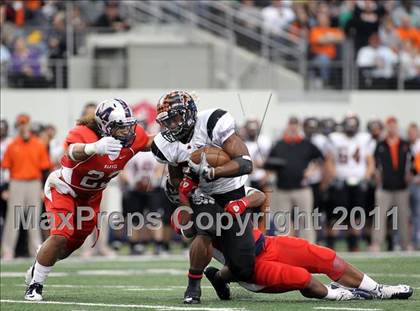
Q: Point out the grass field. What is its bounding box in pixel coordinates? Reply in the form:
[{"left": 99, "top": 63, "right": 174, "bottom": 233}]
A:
[{"left": 1, "top": 253, "right": 419, "bottom": 311}]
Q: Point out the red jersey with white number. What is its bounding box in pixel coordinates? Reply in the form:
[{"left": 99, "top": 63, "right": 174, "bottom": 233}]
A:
[{"left": 60, "top": 125, "right": 148, "bottom": 196}]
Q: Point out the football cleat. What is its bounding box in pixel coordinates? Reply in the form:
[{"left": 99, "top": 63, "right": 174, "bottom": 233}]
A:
[
  {"left": 325, "top": 284, "right": 371, "bottom": 301},
  {"left": 204, "top": 267, "right": 231, "bottom": 300},
  {"left": 330, "top": 283, "right": 373, "bottom": 300},
  {"left": 372, "top": 284, "right": 413, "bottom": 299},
  {"left": 24, "top": 282, "right": 43, "bottom": 301},
  {"left": 183, "top": 285, "right": 201, "bottom": 304}
]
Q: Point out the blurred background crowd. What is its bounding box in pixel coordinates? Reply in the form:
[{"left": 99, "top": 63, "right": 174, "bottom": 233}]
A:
[
  {"left": 0, "top": 0, "right": 419, "bottom": 90},
  {"left": 0, "top": 102, "right": 419, "bottom": 259}
]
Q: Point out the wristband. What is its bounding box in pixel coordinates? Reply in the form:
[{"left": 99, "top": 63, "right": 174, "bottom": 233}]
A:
[{"left": 84, "top": 142, "right": 97, "bottom": 155}]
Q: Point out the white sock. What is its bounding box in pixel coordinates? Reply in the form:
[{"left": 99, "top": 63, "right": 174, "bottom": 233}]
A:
[
  {"left": 30, "top": 261, "right": 52, "bottom": 285},
  {"left": 324, "top": 286, "right": 339, "bottom": 300},
  {"left": 358, "top": 274, "right": 378, "bottom": 291}
]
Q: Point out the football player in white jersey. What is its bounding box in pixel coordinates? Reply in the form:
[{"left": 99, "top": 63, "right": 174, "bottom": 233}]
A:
[
  {"left": 151, "top": 90, "right": 254, "bottom": 304},
  {"left": 326, "top": 114, "right": 375, "bottom": 251}
]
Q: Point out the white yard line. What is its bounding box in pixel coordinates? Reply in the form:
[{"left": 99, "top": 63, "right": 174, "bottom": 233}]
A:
[
  {"left": 0, "top": 300, "right": 246, "bottom": 311},
  {"left": 12, "top": 284, "right": 214, "bottom": 290},
  {"left": 1, "top": 251, "right": 419, "bottom": 266},
  {"left": 368, "top": 273, "right": 420, "bottom": 278},
  {"left": 314, "top": 308, "right": 382, "bottom": 311}
]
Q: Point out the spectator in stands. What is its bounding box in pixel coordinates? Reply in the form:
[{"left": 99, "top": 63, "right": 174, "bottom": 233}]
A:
[
  {"left": 347, "top": 0, "right": 385, "bottom": 52},
  {"left": 396, "top": 15, "right": 420, "bottom": 50},
  {"left": 47, "top": 11, "right": 67, "bottom": 88},
  {"left": 338, "top": 0, "right": 356, "bottom": 29},
  {"left": 379, "top": 15, "right": 401, "bottom": 52},
  {"left": 94, "top": 1, "right": 130, "bottom": 33},
  {"left": 399, "top": 41, "right": 420, "bottom": 89},
  {"left": 265, "top": 117, "right": 323, "bottom": 243},
  {"left": 261, "top": 0, "right": 295, "bottom": 36},
  {"left": 1, "top": 114, "right": 50, "bottom": 260},
  {"left": 392, "top": 0, "right": 420, "bottom": 28},
  {"left": 356, "top": 33, "right": 398, "bottom": 89},
  {"left": 236, "top": 0, "right": 261, "bottom": 31},
  {"left": 309, "top": 12, "right": 344, "bottom": 86},
  {"left": 8, "top": 36, "right": 48, "bottom": 88},
  {"left": 371, "top": 117, "right": 414, "bottom": 252},
  {"left": 288, "top": 3, "right": 310, "bottom": 42}
]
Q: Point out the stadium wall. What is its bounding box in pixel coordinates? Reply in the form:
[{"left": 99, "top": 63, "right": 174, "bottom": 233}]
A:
[{"left": 1, "top": 90, "right": 418, "bottom": 141}]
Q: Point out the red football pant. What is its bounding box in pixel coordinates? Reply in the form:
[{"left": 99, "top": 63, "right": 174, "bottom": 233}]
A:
[
  {"left": 252, "top": 235, "right": 345, "bottom": 293},
  {"left": 45, "top": 188, "right": 102, "bottom": 251}
]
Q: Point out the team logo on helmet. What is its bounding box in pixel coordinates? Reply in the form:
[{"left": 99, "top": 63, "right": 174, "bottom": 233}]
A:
[{"left": 95, "top": 98, "right": 137, "bottom": 147}]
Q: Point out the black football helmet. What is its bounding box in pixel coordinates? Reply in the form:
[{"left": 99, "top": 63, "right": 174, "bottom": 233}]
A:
[{"left": 156, "top": 90, "right": 198, "bottom": 143}]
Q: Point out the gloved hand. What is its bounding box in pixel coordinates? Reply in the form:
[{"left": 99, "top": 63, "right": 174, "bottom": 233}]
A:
[
  {"left": 188, "top": 153, "right": 215, "bottom": 182},
  {"left": 85, "top": 136, "right": 122, "bottom": 158},
  {"left": 178, "top": 176, "right": 198, "bottom": 204},
  {"left": 224, "top": 197, "right": 250, "bottom": 216},
  {"left": 46, "top": 170, "right": 77, "bottom": 198}
]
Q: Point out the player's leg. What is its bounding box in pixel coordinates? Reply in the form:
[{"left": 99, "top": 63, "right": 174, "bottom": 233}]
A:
[
  {"left": 252, "top": 256, "right": 361, "bottom": 300},
  {"left": 269, "top": 235, "right": 413, "bottom": 299},
  {"left": 183, "top": 199, "right": 217, "bottom": 304},
  {"left": 25, "top": 189, "right": 99, "bottom": 301}
]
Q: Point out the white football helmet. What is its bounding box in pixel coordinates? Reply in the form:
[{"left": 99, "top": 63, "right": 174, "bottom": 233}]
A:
[{"left": 95, "top": 98, "right": 137, "bottom": 147}]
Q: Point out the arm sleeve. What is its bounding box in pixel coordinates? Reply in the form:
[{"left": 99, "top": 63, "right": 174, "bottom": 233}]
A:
[{"left": 212, "top": 112, "right": 236, "bottom": 146}]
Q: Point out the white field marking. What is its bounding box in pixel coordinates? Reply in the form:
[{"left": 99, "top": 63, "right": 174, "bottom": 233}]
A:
[
  {"left": 338, "top": 251, "right": 420, "bottom": 259},
  {"left": 0, "top": 254, "right": 188, "bottom": 265},
  {"left": 314, "top": 308, "right": 382, "bottom": 311},
  {"left": 13, "top": 284, "right": 214, "bottom": 290},
  {"left": 1, "top": 272, "right": 68, "bottom": 278},
  {"left": 76, "top": 269, "right": 185, "bottom": 276},
  {"left": 0, "top": 300, "right": 246, "bottom": 311},
  {"left": 2, "top": 251, "right": 419, "bottom": 266},
  {"left": 368, "top": 273, "right": 420, "bottom": 278},
  {"left": 1, "top": 269, "right": 186, "bottom": 278}
]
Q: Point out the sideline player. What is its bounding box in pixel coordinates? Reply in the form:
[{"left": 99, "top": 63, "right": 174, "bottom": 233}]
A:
[
  {"left": 24, "top": 99, "right": 153, "bottom": 301},
  {"left": 151, "top": 90, "right": 254, "bottom": 304}
]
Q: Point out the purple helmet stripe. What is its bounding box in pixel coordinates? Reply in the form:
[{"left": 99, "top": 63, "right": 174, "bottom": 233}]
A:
[{"left": 115, "top": 98, "right": 131, "bottom": 118}]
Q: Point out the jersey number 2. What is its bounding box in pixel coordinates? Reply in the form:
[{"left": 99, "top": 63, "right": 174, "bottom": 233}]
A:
[{"left": 80, "top": 170, "right": 119, "bottom": 188}]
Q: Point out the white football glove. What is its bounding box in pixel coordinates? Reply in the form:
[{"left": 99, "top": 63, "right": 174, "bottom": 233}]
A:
[
  {"left": 188, "top": 153, "right": 215, "bottom": 182},
  {"left": 85, "top": 136, "right": 122, "bottom": 158}
]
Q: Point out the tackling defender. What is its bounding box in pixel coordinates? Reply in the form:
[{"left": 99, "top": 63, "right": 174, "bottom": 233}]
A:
[
  {"left": 169, "top": 187, "right": 413, "bottom": 301},
  {"left": 24, "top": 99, "right": 153, "bottom": 301}
]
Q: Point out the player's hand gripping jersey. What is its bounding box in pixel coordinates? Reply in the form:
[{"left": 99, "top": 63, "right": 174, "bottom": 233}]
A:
[{"left": 152, "top": 108, "right": 247, "bottom": 194}]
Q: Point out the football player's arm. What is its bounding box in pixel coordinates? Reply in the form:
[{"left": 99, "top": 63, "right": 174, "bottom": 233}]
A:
[
  {"left": 213, "top": 134, "right": 253, "bottom": 179},
  {"left": 365, "top": 154, "right": 375, "bottom": 180},
  {"left": 245, "top": 188, "right": 266, "bottom": 210},
  {"left": 67, "top": 137, "right": 122, "bottom": 162},
  {"left": 321, "top": 151, "right": 335, "bottom": 189}
]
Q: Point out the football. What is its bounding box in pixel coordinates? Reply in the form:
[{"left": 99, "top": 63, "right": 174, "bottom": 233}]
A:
[{"left": 190, "top": 146, "right": 231, "bottom": 167}]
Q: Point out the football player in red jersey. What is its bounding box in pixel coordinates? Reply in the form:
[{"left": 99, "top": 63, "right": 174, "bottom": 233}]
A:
[
  {"left": 24, "top": 98, "right": 154, "bottom": 301},
  {"left": 169, "top": 187, "right": 413, "bottom": 301},
  {"left": 204, "top": 187, "right": 414, "bottom": 301}
]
